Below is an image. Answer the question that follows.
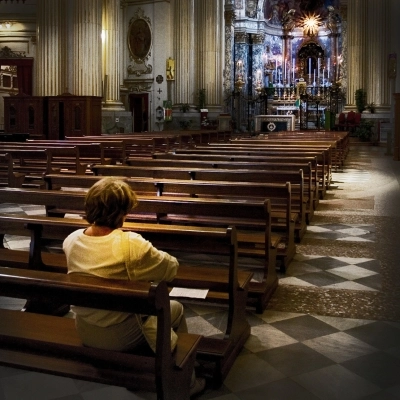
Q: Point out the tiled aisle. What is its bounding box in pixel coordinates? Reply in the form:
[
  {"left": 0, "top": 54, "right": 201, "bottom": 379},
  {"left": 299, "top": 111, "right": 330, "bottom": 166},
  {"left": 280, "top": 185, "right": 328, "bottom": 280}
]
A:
[{"left": 1, "top": 144, "right": 400, "bottom": 399}]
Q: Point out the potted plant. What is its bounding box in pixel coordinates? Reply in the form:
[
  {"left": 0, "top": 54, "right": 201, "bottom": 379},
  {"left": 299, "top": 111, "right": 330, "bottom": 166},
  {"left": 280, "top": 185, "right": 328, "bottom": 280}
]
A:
[
  {"left": 196, "top": 89, "right": 207, "bottom": 111},
  {"left": 179, "top": 103, "right": 190, "bottom": 113},
  {"left": 355, "top": 89, "right": 366, "bottom": 113},
  {"left": 355, "top": 119, "right": 374, "bottom": 141}
]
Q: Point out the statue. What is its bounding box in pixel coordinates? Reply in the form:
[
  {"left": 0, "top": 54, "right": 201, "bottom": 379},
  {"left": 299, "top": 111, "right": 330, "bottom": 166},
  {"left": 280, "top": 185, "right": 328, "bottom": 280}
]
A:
[
  {"left": 281, "top": 9, "right": 296, "bottom": 33},
  {"left": 326, "top": 6, "right": 341, "bottom": 34}
]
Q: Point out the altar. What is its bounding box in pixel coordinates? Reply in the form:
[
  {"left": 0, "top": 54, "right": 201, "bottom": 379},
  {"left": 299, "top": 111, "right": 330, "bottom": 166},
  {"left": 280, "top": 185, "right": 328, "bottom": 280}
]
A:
[{"left": 254, "top": 114, "right": 295, "bottom": 132}]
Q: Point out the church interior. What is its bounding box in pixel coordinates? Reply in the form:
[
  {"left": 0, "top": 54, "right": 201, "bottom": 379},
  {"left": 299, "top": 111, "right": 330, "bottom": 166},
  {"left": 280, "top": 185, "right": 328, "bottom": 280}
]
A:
[{"left": 1, "top": 0, "right": 400, "bottom": 399}]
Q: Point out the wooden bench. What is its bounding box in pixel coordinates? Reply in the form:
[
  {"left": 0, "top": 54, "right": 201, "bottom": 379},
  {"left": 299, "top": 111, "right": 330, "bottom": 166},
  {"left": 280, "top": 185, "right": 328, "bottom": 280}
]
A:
[
  {"left": 44, "top": 172, "right": 300, "bottom": 240},
  {"left": 0, "top": 187, "right": 277, "bottom": 310},
  {"left": 134, "top": 153, "right": 319, "bottom": 211},
  {"left": 169, "top": 147, "right": 322, "bottom": 205},
  {"left": 0, "top": 146, "right": 88, "bottom": 179},
  {"left": 0, "top": 213, "right": 252, "bottom": 383},
  {"left": 0, "top": 266, "right": 201, "bottom": 399},
  {"left": 186, "top": 142, "right": 332, "bottom": 198},
  {"left": 67, "top": 135, "right": 177, "bottom": 157},
  {"left": 26, "top": 139, "right": 126, "bottom": 165},
  {"left": 90, "top": 163, "right": 309, "bottom": 233},
  {"left": 0, "top": 153, "right": 25, "bottom": 188}
]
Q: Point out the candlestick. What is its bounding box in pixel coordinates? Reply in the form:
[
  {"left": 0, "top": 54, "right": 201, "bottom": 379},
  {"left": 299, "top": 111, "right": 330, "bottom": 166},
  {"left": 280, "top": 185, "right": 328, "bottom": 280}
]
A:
[
  {"left": 292, "top": 58, "right": 295, "bottom": 81},
  {"left": 318, "top": 58, "right": 320, "bottom": 79},
  {"left": 327, "top": 59, "right": 330, "bottom": 80}
]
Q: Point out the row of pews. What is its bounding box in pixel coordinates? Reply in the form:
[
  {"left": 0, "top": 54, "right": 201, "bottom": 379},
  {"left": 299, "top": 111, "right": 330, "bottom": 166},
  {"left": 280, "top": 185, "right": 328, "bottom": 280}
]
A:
[{"left": 0, "top": 128, "right": 349, "bottom": 397}]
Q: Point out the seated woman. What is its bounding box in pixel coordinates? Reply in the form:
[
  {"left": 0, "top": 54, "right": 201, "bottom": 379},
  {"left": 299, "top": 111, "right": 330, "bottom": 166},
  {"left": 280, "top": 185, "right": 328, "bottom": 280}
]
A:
[{"left": 63, "top": 177, "right": 205, "bottom": 397}]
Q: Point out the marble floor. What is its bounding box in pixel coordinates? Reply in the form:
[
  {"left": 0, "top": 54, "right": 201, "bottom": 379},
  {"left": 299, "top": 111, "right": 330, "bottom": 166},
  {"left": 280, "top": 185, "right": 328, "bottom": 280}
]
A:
[{"left": 1, "top": 143, "right": 400, "bottom": 400}]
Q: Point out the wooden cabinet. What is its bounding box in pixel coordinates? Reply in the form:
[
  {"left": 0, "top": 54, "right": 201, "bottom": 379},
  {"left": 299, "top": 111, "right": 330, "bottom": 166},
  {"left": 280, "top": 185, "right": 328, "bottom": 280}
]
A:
[
  {"left": 47, "top": 94, "right": 102, "bottom": 139},
  {"left": 4, "top": 94, "right": 102, "bottom": 139},
  {"left": 4, "top": 93, "right": 46, "bottom": 138}
]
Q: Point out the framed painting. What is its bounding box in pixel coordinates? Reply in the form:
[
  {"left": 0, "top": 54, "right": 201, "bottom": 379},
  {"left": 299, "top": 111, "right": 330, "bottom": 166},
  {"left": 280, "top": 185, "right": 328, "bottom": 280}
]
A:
[{"left": 128, "top": 17, "right": 152, "bottom": 61}]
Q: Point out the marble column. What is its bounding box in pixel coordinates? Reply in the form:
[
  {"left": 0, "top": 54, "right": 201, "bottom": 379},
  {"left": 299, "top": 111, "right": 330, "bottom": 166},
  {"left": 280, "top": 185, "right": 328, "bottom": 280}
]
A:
[
  {"left": 102, "top": 0, "right": 124, "bottom": 110},
  {"left": 366, "top": 0, "right": 390, "bottom": 110},
  {"left": 346, "top": 0, "right": 367, "bottom": 109},
  {"left": 73, "top": 0, "right": 102, "bottom": 96},
  {"left": 253, "top": 33, "right": 265, "bottom": 90},
  {"left": 393, "top": 93, "right": 400, "bottom": 160},
  {"left": 173, "top": 0, "right": 195, "bottom": 106},
  {"left": 195, "top": 0, "right": 223, "bottom": 111},
  {"left": 223, "top": 2, "right": 236, "bottom": 101},
  {"left": 35, "top": 0, "right": 64, "bottom": 96}
]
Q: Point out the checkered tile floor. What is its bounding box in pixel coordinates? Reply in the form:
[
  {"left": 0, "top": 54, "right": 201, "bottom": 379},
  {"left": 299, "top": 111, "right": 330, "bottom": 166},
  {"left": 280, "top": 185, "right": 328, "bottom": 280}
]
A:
[{"left": 1, "top": 145, "right": 400, "bottom": 399}]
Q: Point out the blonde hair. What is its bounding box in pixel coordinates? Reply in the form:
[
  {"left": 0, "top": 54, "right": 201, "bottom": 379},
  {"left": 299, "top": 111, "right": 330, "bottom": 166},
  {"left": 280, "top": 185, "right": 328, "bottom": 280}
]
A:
[{"left": 84, "top": 177, "right": 138, "bottom": 228}]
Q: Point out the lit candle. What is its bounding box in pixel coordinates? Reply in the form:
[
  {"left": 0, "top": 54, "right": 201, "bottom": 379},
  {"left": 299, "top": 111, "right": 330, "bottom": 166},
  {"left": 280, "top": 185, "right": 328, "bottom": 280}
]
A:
[
  {"left": 292, "top": 58, "right": 295, "bottom": 81},
  {"left": 283, "top": 60, "right": 287, "bottom": 80},
  {"left": 318, "top": 58, "right": 321, "bottom": 79},
  {"left": 327, "top": 58, "right": 330, "bottom": 80}
]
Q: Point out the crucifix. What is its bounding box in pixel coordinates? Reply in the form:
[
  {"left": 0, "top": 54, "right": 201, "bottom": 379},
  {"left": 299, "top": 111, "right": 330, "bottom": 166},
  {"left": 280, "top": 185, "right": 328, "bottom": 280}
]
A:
[{"left": 157, "top": 88, "right": 162, "bottom": 94}]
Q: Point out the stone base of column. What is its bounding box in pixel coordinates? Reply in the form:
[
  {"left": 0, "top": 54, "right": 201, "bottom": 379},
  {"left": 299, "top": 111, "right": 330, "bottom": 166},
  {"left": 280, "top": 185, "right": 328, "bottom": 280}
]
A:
[{"left": 101, "top": 110, "right": 133, "bottom": 134}]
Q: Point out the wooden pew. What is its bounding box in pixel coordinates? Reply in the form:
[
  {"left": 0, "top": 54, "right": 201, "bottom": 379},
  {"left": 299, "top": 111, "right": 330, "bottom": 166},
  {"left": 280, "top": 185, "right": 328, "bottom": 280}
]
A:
[
  {"left": 26, "top": 139, "right": 126, "bottom": 165},
  {"left": 0, "top": 187, "right": 278, "bottom": 311},
  {"left": 0, "top": 153, "right": 25, "bottom": 188},
  {"left": 0, "top": 145, "right": 87, "bottom": 178},
  {"left": 169, "top": 147, "right": 323, "bottom": 204},
  {"left": 0, "top": 214, "right": 252, "bottom": 383},
  {"left": 185, "top": 142, "right": 332, "bottom": 197},
  {"left": 90, "top": 163, "right": 310, "bottom": 231},
  {"left": 0, "top": 266, "right": 201, "bottom": 399},
  {"left": 67, "top": 135, "right": 177, "bottom": 156},
  {"left": 44, "top": 172, "right": 301, "bottom": 238},
  {"left": 137, "top": 153, "right": 320, "bottom": 208}
]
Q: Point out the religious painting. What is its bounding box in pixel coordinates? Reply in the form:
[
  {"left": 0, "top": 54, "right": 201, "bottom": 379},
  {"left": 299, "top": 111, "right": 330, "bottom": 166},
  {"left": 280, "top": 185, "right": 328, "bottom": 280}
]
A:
[
  {"left": 128, "top": 17, "right": 151, "bottom": 61},
  {"left": 166, "top": 57, "right": 175, "bottom": 81}
]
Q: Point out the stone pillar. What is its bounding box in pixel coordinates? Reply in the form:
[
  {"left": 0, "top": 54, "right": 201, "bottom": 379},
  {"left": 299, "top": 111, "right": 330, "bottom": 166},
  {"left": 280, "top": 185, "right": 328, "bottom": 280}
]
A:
[
  {"left": 35, "top": 0, "right": 64, "bottom": 95},
  {"left": 73, "top": 0, "right": 102, "bottom": 96},
  {"left": 281, "top": 34, "right": 293, "bottom": 85},
  {"left": 252, "top": 33, "right": 265, "bottom": 91},
  {"left": 102, "top": 0, "right": 124, "bottom": 110},
  {"left": 223, "top": 2, "right": 235, "bottom": 102},
  {"left": 394, "top": 93, "right": 400, "bottom": 160},
  {"left": 195, "top": 0, "right": 224, "bottom": 111},
  {"left": 346, "top": 0, "right": 367, "bottom": 109},
  {"left": 173, "top": 0, "right": 195, "bottom": 106},
  {"left": 366, "top": 0, "right": 390, "bottom": 111}
]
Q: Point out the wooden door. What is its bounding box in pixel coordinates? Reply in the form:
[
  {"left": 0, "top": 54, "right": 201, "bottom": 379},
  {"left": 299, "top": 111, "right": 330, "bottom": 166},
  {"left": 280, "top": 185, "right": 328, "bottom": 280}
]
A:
[{"left": 129, "top": 93, "right": 148, "bottom": 132}]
